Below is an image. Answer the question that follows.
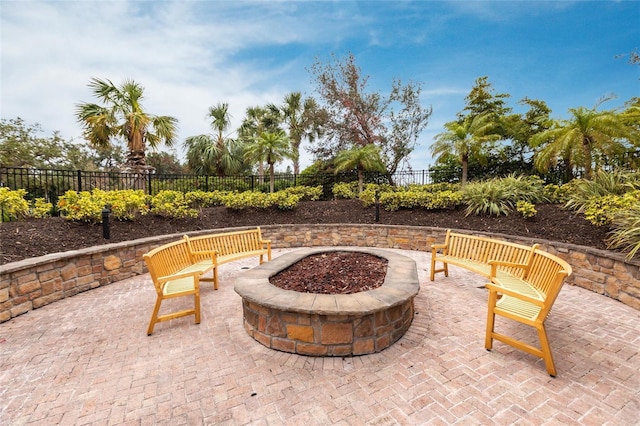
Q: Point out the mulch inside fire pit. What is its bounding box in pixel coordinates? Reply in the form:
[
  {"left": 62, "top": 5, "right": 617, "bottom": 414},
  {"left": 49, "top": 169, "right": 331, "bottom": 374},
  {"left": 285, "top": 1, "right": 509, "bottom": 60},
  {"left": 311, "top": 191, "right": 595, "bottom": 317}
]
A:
[{"left": 269, "top": 251, "right": 388, "bottom": 294}]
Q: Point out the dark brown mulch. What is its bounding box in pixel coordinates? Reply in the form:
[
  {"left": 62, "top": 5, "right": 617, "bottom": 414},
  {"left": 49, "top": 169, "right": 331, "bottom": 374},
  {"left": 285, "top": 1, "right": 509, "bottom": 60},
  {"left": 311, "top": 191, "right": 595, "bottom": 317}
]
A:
[
  {"left": 0, "top": 199, "right": 611, "bottom": 265},
  {"left": 269, "top": 251, "right": 387, "bottom": 294}
]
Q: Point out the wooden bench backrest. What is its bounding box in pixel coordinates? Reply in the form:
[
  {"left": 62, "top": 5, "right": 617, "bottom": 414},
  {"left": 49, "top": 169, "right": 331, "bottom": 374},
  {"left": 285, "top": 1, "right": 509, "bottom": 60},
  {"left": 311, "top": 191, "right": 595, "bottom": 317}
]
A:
[
  {"left": 525, "top": 249, "right": 573, "bottom": 312},
  {"left": 143, "top": 240, "right": 193, "bottom": 287},
  {"left": 185, "top": 228, "right": 265, "bottom": 261},
  {"left": 446, "top": 230, "right": 538, "bottom": 277}
]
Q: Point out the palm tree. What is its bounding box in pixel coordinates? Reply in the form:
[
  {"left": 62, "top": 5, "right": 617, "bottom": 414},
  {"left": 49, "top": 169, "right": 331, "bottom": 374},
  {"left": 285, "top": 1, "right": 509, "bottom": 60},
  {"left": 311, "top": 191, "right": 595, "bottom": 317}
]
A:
[
  {"left": 239, "top": 106, "right": 282, "bottom": 182},
  {"left": 76, "top": 77, "right": 178, "bottom": 169},
  {"left": 183, "top": 103, "right": 241, "bottom": 176},
  {"left": 334, "top": 144, "right": 385, "bottom": 194},
  {"left": 531, "top": 105, "right": 639, "bottom": 180},
  {"left": 244, "top": 130, "right": 291, "bottom": 193},
  {"left": 431, "top": 113, "right": 499, "bottom": 185},
  {"left": 276, "top": 92, "right": 324, "bottom": 174}
]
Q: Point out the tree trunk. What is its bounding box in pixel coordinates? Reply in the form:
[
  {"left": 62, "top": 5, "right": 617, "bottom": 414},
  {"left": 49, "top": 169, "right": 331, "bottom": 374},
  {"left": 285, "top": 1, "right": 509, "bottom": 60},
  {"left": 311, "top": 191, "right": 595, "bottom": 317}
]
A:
[
  {"left": 461, "top": 154, "right": 469, "bottom": 186},
  {"left": 583, "top": 138, "right": 593, "bottom": 180},
  {"left": 269, "top": 163, "right": 275, "bottom": 193}
]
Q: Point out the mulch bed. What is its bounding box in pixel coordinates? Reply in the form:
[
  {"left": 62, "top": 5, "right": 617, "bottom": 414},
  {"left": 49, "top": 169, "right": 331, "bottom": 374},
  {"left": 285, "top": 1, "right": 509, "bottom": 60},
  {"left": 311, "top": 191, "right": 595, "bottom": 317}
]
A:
[{"left": 0, "top": 200, "right": 611, "bottom": 265}]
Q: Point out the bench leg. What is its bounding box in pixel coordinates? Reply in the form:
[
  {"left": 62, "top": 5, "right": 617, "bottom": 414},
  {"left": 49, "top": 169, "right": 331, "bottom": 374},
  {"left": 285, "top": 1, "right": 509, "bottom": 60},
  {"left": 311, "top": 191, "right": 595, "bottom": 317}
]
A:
[
  {"left": 194, "top": 292, "right": 201, "bottom": 324},
  {"left": 537, "top": 324, "right": 556, "bottom": 377},
  {"left": 147, "top": 295, "right": 162, "bottom": 336},
  {"left": 429, "top": 260, "right": 449, "bottom": 281},
  {"left": 213, "top": 267, "right": 219, "bottom": 290},
  {"left": 485, "top": 289, "right": 498, "bottom": 350}
]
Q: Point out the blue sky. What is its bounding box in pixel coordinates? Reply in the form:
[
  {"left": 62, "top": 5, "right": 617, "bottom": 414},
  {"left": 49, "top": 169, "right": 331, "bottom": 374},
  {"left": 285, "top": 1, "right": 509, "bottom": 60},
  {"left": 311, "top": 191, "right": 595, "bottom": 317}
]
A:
[{"left": 2, "top": 0, "right": 638, "bottom": 171}]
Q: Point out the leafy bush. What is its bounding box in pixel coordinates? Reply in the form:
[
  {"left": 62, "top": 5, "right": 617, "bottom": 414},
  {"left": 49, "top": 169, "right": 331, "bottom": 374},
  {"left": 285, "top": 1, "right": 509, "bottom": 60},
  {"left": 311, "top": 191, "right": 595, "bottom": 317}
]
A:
[
  {"left": 57, "top": 189, "right": 149, "bottom": 222},
  {"left": 379, "top": 188, "right": 462, "bottom": 211},
  {"left": 222, "top": 191, "right": 273, "bottom": 210},
  {"left": 30, "top": 198, "right": 53, "bottom": 219},
  {"left": 516, "top": 200, "right": 537, "bottom": 218},
  {"left": 332, "top": 182, "right": 357, "bottom": 199},
  {"left": 462, "top": 175, "right": 549, "bottom": 216},
  {"left": 282, "top": 185, "right": 323, "bottom": 201},
  {"left": 542, "top": 184, "right": 569, "bottom": 204},
  {"left": 0, "top": 187, "right": 30, "bottom": 222},
  {"left": 57, "top": 190, "right": 104, "bottom": 222},
  {"left": 107, "top": 189, "right": 149, "bottom": 221},
  {"left": 462, "top": 181, "right": 513, "bottom": 216},
  {"left": 565, "top": 170, "right": 640, "bottom": 212},
  {"left": 583, "top": 191, "right": 640, "bottom": 226},
  {"left": 150, "top": 190, "right": 198, "bottom": 219},
  {"left": 608, "top": 203, "right": 640, "bottom": 260},
  {"left": 271, "top": 192, "right": 302, "bottom": 210}
]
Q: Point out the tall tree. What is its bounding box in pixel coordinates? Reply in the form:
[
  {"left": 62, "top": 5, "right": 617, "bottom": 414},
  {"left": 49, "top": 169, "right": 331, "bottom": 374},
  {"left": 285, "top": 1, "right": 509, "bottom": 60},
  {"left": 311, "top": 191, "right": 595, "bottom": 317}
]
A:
[
  {"left": 334, "top": 144, "right": 385, "bottom": 194},
  {"left": 184, "top": 102, "right": 241, "bottom": 176},
  {"left": 76, "top": 78, "right": 178, "bottom": 170},
  {"left": 238, "top": 106, "right": 282, "bottom": 179},
  {"left": 273, "top": 92, "right": 325, "bottom": 174},
  {"left": 243, "top": 130, "right": 291, "bottom": 193},
  {"left": 431, "top": 113, "right": 500, "bottom": 185},
  {"left": 458, "top": 76, "right": 511, "bottom": 124},
  {"left": 531, "top": 103, "right": 639, "bottom": 180},
  {"left": 0, "top": 117, "right": 96, "bottom": 170},
  {"left": 309, "top": 53, "right": 431, "bottom": 175}
]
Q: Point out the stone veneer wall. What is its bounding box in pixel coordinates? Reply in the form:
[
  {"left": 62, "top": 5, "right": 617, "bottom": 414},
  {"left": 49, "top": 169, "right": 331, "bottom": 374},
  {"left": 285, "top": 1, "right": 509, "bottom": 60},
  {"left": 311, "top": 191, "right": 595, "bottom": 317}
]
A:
[{"left": 2, "top": 224, "right": 639, "bottom": 323}]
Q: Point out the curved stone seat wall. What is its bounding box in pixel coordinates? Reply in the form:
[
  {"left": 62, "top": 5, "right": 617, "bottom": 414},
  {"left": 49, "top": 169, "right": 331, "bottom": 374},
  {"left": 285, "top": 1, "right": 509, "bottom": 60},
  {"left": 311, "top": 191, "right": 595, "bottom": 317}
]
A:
[{"left": 1, "top": 224, "right": 639, "bottom": 323}]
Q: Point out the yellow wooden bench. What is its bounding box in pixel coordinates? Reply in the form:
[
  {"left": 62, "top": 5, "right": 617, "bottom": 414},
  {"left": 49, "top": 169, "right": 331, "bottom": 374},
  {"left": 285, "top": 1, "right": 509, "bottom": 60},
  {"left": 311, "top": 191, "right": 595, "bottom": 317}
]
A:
[
  {"left": 485, "top": 249, "right": 572, "bottom": 377},
  {"left": 430, "top": 229, "right": 539, "bottom": 281},
  {"left": 430, "top": 229, "right": 573, "bottom": 376},
  {"left": 143, "top": 239, "right": 215, "bottom": 335},
  {"left": 183, "top": 227, "right": 272, "bottom": 290}
]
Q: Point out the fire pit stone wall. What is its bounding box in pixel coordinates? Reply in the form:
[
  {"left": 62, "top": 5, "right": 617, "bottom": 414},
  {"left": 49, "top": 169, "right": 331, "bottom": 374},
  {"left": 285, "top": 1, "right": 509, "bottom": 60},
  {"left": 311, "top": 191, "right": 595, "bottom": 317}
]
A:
[{"left": 234, "top": 247, "right": 420, "bottom": 356}]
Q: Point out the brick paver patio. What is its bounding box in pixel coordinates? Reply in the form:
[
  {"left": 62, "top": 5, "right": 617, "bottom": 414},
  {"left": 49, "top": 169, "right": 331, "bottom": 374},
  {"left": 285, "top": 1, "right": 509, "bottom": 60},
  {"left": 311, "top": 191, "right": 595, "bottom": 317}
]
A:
[{"left": 1, "top": 248, "right": 638, "bottom": 425}]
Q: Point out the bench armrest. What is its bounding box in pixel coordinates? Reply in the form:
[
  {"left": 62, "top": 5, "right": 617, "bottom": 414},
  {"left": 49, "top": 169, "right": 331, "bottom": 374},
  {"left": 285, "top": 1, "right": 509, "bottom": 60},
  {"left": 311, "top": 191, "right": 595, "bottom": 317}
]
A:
[
  {"left": 431, "top": 243, "right": 447, "bottom": 254},
  {"left": 189, "top": 249, "right": 218, "bottom": 261},
  {"left": 486, "top": 281, "right": 545, "bottom": 306},
  {"left": 261, "top": 239, "right": 271, "bottom": 248},
  {"left": 488, "top": 260, "right": 528, "bottom": 278}
]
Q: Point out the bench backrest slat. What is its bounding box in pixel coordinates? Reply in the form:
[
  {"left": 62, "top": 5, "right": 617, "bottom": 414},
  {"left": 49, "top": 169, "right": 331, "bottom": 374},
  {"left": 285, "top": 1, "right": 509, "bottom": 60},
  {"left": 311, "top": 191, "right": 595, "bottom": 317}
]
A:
[
  {"left": 525, "top": 249, "right": 572, "bottom": 313},
  {"left": 185, "top": 228, "right": 265, "bottom": 261},
  {"left": 143, "top": 240, "right": 192, "bottom": 292},
  {"left": 446, "top": 231, "right": 537, "bottom": 278}
]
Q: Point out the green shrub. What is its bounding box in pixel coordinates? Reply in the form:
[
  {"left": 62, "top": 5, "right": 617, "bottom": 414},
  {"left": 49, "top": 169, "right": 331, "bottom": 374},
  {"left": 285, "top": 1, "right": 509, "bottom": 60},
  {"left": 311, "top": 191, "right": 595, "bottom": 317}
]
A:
[
  {"left": 542, "top": 184, "right": 569, "bottom": 204},
  {"left": 608, "top": 202, "right": 640, "bottom": 260},
  {"left": 332, "top": 182, "right": 357, "bottom": 200},
  {"left": 272, "top": 192, "right": 302, "bottom": 210},
  {"left": 57, "top": 190, "right": 104, "bottom": 223},
  {"left": 462, "top": 175, "right": 549, "bottom": 216},
  {"left": 583, "top": 191, "right": 640, "bottom": 226},
  {"left": 106, "top": 189, "right": 149, "bottom": 221},
  {"left": 283, "top": 185, "right": 322, "bottom": 201},
  {"left": 516, "top": 200, "right": 537, "bottom": 218},
  {"left": 565, "top": 170, "right": 639, "bottom": 212},
  {"left": 462, "top": 180, "right": 513, "bottom": 216},
  {"left": 0, "top": 187, "right": 30, "bottom": 222},
  {"left": 30, "top": 198, "right": 53, "bottom": 219},
  {"left": 150, "top": 190, "right": 198, "bottom": 218},
  {"left": 378, "top": 188, "right": 462, "bottom": 212},
  {"left": 222, "top": 191, "right": 273, "bottom": 210}
]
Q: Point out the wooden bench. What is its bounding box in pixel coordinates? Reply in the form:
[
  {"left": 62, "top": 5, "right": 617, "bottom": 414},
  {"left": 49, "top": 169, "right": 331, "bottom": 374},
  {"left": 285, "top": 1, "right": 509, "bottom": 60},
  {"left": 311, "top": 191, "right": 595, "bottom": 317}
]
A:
[
  {"left": 485, "top": 249, "right": 572, "bottom": 377},
  {"left": 183, "top": 227, "right": 272, "bottom": 290},
  {"left": 430, "top": 229, "right": 573, "bottom": 376},
  {"left": 143, "top": 239, "right": 215, "bottom": 335},
  {"left": 430, "top": 229, "right": 539, "bottom": 282}
]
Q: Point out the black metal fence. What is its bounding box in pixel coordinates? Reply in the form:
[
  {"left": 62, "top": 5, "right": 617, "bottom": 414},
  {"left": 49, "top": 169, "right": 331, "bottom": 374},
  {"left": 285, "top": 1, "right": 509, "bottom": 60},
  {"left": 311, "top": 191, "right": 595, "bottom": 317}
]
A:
[{"left": 0, "top": 166, "right": 441, "bottom": 204}]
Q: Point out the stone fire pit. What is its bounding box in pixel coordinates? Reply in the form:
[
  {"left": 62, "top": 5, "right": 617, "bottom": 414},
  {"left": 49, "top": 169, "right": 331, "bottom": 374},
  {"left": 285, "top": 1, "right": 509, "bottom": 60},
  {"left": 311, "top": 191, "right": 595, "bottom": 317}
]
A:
[{"left": 234, "top": 247, "right": 420, "bottom": 356}]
